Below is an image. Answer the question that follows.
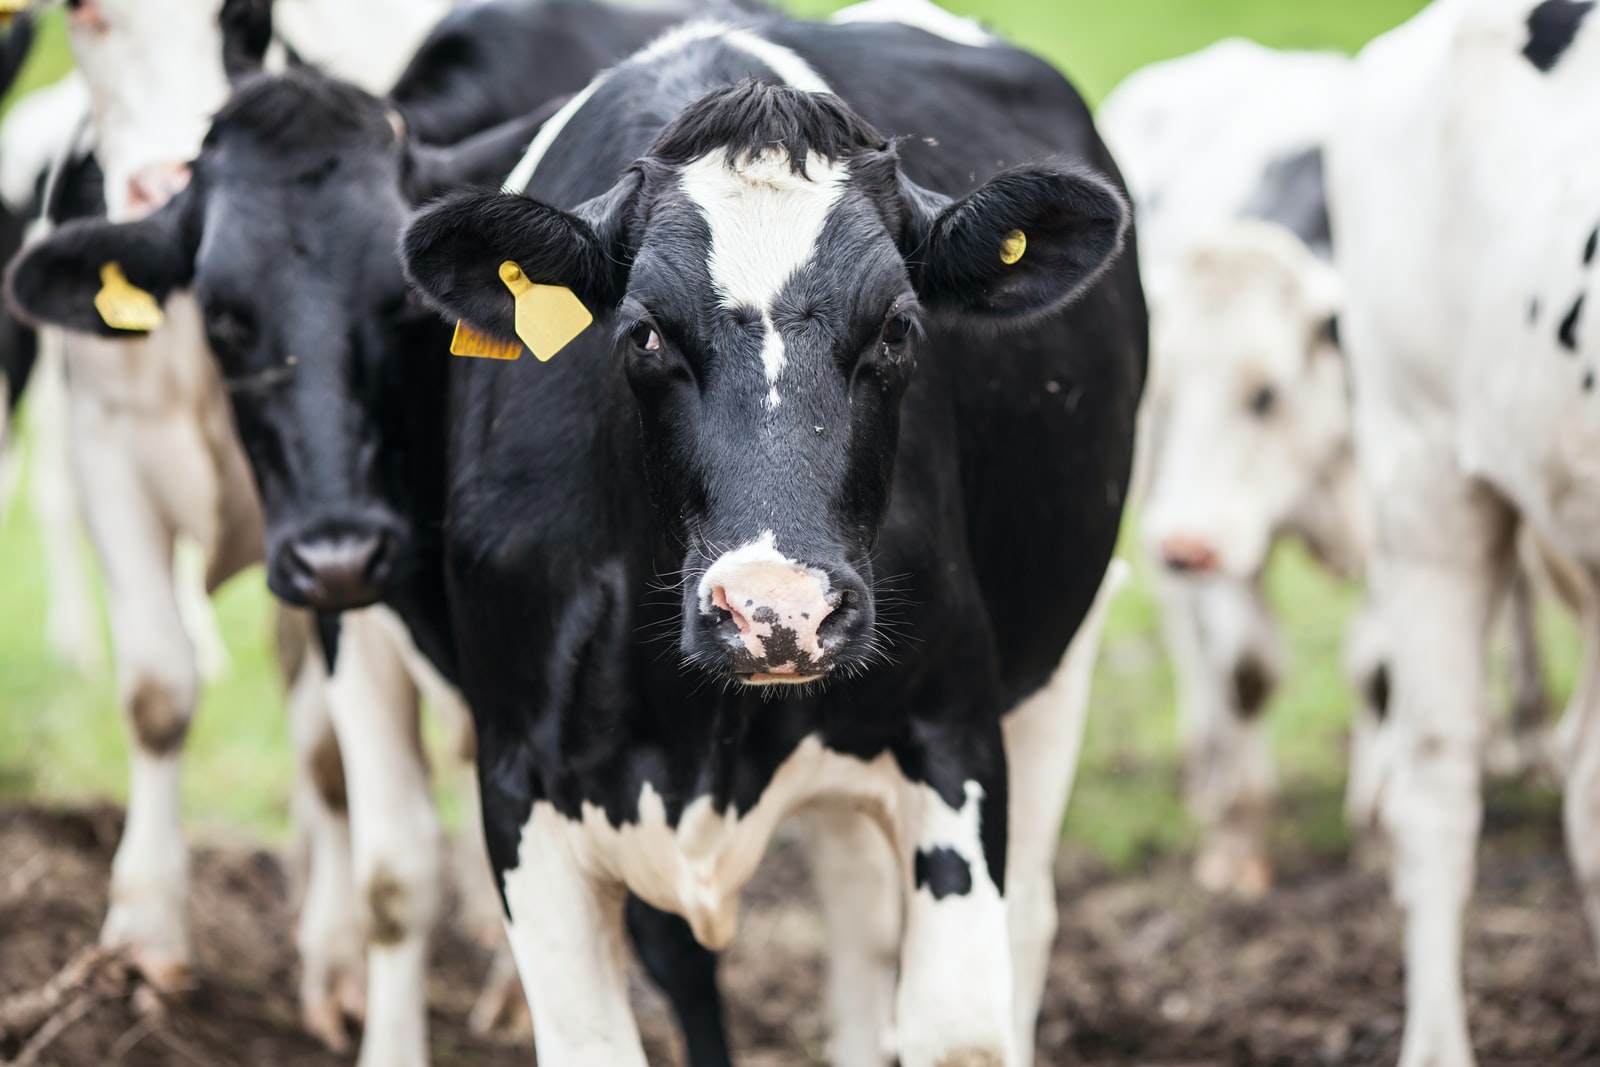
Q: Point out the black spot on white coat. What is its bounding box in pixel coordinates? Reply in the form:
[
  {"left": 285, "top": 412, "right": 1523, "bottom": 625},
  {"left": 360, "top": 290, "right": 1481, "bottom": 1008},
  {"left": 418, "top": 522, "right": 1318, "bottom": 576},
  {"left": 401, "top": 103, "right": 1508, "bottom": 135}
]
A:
[
  {"left": 1560, "top": 292, "right": 1585, "bottom": 352},
  {"left": 914, "top": 847, "right": 974, "bottom": 899},
  {"left": 1523, "top": 0, "right": 1595, "bottom": 73}
]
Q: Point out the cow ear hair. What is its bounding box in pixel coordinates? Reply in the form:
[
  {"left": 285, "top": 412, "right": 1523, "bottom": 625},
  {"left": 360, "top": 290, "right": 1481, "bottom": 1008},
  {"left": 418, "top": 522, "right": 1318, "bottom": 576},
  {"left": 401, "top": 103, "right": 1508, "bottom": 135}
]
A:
[
  {"left": 901, "top": 159, "right": 1129, "bottom": 326},
  {"left": 5, "top": 190, "right": 196, "bottom": 337},
  {"left": 399, "top": 171, "right": 639, "bottom": 343}
]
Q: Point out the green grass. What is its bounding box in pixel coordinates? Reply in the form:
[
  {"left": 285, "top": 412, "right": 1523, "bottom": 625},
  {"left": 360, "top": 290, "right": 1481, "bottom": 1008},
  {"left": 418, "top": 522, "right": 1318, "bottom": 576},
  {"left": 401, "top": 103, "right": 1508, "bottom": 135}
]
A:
[{"left": 2, "top": 0, "right": 1559, "bottom": 870}]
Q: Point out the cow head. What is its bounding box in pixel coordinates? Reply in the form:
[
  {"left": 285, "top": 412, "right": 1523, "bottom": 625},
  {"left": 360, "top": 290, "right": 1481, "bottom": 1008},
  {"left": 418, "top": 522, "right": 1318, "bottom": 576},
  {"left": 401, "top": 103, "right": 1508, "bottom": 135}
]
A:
[
  {"left": 64, "top": 0, "right": 274, "bottom": 220},
  {"left": 1141, "top": 220, "right": 1347, "bottom": 580},
  {"left": 6, "top": 70, "right": 539, "bottom": 610},
  {"left": 402, "top": 81, "right": 1128, "bottom": 686}
]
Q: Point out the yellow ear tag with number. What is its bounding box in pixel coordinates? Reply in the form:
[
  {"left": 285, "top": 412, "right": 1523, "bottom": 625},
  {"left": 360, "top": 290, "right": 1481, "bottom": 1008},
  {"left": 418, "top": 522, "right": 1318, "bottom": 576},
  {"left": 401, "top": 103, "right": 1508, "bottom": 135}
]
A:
[
  {"left": 94, "top": 262, "right": 164, "bottom": 333},
  {"left": 999, "top": 229, "right": 1027, "bottom": 266},
  {"left": 450, "top": 319, "right": 523, "bottom": 360},
  {"left": 499, "top": 260, "right": 591, "bottom": 362}
]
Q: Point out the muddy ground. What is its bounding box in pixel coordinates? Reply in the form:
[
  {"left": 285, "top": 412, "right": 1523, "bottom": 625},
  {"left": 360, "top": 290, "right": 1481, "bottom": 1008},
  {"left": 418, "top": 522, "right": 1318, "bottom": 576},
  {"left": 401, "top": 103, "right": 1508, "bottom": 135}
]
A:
[{"left": 1, "top": 791, "right": 1597, "bottom": 1066}]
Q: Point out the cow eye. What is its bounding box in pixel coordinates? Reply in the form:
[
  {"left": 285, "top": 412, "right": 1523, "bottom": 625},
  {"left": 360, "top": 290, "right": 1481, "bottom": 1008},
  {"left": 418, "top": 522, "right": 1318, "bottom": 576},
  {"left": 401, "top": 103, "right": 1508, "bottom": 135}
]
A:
[
  {"left": 881, "top": 313, "right": 913, "bottom": 347},
  {"left": 629, "top": 322, "right": 662, "bottom": 353},
  {"left": 1249, "top": 384, "right": 1276, "bottom": 417}
]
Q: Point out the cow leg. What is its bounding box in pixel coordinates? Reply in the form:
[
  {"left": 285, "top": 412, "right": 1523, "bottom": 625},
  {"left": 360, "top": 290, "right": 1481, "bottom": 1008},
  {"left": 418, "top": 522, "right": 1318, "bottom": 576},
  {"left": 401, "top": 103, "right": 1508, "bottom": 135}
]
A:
[
  {"left": 1171, "top": 576, "right": 1281, "bottom": 897},
  {"left": 28, "top": 333, "right": 102, "bottom": 674},
  {"left": 1343, "top": 599, "right": 1394, "bottom": 868},
  {"left": 806, "top": 801, "right": 900, "bottom": 1067},
  {"left": 1560, "top": 575, "right": 1600, "bottom": 962},
  {"left": 626, "top": 895, "right": 732, "bottom": 1067},
  {"left": 499, "top": 801, "right": 648, "bottom": 1067},
  {"left": 281, "top": 608, "right": 365, "bottom": 1051},
  {"left": 1376, "top": 482, "right": 1512, "bottom": 1067},
  {"left": 322, "top": 608, "right": 441, "bottom": 1067},
  {"left": 892, "top": 727, "right": 1015, "bottom": 1067},
  {"left": 1506, "top": 557, "right": 1550, "bottom": 769},
  {"left": 71, "top": 395, "right": 197, "bottom": 990},
  {"left": 1003, "top": 561, "right": 1124, "bottom": 1065}
]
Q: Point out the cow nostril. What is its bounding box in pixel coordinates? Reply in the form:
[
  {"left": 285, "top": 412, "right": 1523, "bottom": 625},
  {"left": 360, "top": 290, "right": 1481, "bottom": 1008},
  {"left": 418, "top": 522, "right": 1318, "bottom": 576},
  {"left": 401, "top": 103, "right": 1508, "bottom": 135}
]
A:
[
  {"left": 815, "top": 588, "right": 859, "bottom": 648},
  {"left": 710, "top": 585, "right": 751, "bottom": 637}
]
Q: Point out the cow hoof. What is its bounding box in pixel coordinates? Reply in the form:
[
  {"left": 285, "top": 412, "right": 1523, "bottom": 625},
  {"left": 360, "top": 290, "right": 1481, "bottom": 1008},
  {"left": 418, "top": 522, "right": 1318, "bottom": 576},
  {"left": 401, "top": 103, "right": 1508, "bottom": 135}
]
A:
[
  {"left": 120, "top": 947, "right": 193, "bottom": 996},
  {"left": 303, "top": 995, "right": 352, "bottom": 1053},
  {"left": 1194, "top": 843, "right": 1271, "bottom": 899}
]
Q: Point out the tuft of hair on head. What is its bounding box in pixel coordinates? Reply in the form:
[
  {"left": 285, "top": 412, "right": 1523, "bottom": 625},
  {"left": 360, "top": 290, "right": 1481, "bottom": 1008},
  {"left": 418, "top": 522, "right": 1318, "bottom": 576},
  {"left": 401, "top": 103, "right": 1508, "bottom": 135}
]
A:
[
  {"left": 206, "top": 67, "right": 394, "bottom": 157},
  {"left": 648, "top": 79, "right": 888, "bottom": 176}
]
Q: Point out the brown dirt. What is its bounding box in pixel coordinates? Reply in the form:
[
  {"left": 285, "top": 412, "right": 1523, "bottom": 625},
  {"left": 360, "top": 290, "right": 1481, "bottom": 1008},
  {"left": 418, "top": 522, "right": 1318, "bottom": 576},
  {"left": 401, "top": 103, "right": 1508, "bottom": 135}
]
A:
[{"left": 1, "top": 792, "right": 1596, "bottom": 1067}]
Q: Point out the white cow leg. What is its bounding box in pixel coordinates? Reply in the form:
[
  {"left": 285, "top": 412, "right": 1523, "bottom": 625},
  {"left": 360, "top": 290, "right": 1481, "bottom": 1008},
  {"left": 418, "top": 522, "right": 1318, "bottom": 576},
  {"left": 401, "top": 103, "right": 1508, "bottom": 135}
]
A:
[
  {"left": 502, "top": 802, "right": 648, "bottom": 1067},
  {"left": 282, "top": 608, "right": 365, "bottom": 1050},
  {"left": 806, "top": 802, "right": 901, "bottom": 1067},
  {"left": 893, "top": 767, "right": 1015, "bottom": 1067},
  {"left": 324, "top": 608, "right": 441, "bottom": 1067},
  {"left": 73, "top": 400, "right": 197, "bottom": 990},
  {"left": 1385, "top": 552, "right": 1506, "bottom": 1067},
  {"left": 29, "top": 335, "right": 103, "bottom": 674},
  {"left": 1561, "top": 579, "right": 1600, "bottom": 962},
  {"left": 1003, "top": 562, "right": 1124, "bottom": 1065}
]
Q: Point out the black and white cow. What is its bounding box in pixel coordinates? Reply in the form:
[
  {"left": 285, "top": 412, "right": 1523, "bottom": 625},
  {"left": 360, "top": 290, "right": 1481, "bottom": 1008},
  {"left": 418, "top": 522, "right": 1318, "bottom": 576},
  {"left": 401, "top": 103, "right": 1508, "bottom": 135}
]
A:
[
  {"left": 1326, "top": 1, "right": 1600, "bottom": 1064},
  {"left": 396, "top": 7, "right": 1142, "bottom": 1065}
]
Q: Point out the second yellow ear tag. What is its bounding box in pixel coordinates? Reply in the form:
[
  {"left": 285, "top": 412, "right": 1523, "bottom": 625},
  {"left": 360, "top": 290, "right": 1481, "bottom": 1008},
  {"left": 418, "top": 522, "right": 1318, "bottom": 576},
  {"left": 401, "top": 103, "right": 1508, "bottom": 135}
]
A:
[
  {"left": 499, "top": 260, "right": 592, "bottom": 363},
  {"left": 94, "top": 262, "right": 164, "bottom": 333},
  {"left": 1000, "top": 230, "right": 1027, "bottom": 266},
  {"left": 450, "top": 319, "right": 523, "bottom": 360}
]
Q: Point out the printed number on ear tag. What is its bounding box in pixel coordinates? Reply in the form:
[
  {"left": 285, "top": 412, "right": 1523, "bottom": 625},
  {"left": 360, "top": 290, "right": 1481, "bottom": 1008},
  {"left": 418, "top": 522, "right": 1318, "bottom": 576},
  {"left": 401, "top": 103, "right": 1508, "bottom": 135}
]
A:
[
  {"left": 450, "top": 320, "right": 522, "bottom": 361},
  {"left": 1000, "top": 230, "right": 1027, "bottom": 266},
  {"left": 499, "top": 260, "right": 592, "bottom": 362},
  {"left": 94, "top": 262, "right": 164, "bottom": 332}
]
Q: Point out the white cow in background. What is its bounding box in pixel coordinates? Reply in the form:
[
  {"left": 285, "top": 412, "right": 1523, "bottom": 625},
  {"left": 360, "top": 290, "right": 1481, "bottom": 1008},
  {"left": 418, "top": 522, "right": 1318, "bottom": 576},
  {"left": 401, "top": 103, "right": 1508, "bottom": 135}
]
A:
[
  {"left": 1328, "top": 0, "right": 1600, "bottom": 1063},
  {"left": 1100, "top": 42, "right": 1384, "bottom": 895}
]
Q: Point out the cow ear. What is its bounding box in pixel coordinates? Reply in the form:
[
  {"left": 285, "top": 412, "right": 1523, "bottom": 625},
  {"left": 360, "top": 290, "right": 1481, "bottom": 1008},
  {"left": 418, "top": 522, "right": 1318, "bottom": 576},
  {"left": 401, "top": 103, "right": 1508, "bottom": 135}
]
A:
[
  {"left": 903, "top": 160, "right": 1129, "bottom": 324},
  {"left": 5, "top": 193, "right": 196, "bottom": 337},
  {"left": 400, "top": 99, "right": 568, "bottom": 205},
  {"left": 399, "top": 172, "right": 637, "bottom": 341}
]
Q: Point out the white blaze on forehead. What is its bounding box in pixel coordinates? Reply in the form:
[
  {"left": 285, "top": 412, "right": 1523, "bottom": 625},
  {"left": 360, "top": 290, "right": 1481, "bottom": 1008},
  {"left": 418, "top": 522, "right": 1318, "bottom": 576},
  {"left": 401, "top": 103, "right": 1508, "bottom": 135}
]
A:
[
  {"left": 830, "top": 0, "right": 995, "bottom": 48},
  {"left": 680, "top": 149, "right": 850, "bottom": 390}
]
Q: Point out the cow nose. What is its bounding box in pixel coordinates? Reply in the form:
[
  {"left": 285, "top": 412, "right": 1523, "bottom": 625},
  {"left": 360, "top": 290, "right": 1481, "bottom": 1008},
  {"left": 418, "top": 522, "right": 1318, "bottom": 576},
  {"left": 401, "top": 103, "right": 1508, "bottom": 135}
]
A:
[
  {"left": 1160, "top": 536, "right": 1219, "bottom": 575},
  {"left": 283, "top": 532, "right": 390, "bottom": 611},
  {"left": 126, "top": 163, "right": 192, "bottom": 219},
  {"left": 705, "top": 559, "right": 839, "bottom": 679}
]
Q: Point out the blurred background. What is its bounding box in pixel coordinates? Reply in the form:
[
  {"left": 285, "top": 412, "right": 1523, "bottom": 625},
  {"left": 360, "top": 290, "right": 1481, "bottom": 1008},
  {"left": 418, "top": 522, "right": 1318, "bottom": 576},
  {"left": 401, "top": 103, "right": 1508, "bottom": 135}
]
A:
[{"left": 0, "top": 0, "right": 1574, "bottom": 875}]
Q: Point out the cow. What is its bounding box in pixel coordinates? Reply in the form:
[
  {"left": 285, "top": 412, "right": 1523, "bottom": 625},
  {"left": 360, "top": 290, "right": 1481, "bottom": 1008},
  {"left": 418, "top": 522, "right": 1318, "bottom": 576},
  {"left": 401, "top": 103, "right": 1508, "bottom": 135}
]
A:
[
  {"left": 394, "top": 5, "right": 1143, "bottom": 1063},
  {"left": 1325, "top": 0, "right": 1600, "bottom": 1063},
  {"left": 1100, "top": 39, "right": 1557, "bottom": 896},
  {"left": 5, "top": 3, "right": 749, "bottom": 1064}
]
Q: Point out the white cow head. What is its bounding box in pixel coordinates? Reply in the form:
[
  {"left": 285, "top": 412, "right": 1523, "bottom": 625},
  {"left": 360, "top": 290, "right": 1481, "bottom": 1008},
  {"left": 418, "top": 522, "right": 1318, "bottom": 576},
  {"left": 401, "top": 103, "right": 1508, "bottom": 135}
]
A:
[
  {"left": 65, "top": 0, "right": 238, "bottom": 221},
  {"left": 1142, "top": 219, "right": 1347, "bottom": 579}
]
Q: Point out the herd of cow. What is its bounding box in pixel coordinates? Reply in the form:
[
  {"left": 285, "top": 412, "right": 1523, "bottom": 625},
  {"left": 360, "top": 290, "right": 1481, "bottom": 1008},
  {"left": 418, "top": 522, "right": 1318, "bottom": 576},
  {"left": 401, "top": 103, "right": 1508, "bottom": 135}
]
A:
[{"left": 0, "top": 0, "right": 1594, "bottom": 1064}]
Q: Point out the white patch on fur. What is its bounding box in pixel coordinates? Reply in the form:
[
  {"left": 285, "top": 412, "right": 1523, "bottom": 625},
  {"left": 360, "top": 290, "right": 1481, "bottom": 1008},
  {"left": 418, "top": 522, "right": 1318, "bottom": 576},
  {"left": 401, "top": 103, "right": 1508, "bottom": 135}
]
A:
[
  {"left": 680, "top": 149, "right": 849, "bottom": 395},
  {"left": 830, "top": 0, "right": 994, "bottom": 48},
  {"left": 502, "top": 76, "right": 607, "bottom": 193}
]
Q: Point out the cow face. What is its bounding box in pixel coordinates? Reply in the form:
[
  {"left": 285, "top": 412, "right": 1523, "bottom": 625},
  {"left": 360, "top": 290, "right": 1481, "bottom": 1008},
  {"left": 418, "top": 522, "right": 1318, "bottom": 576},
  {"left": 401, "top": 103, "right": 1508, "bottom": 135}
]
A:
[
  {"left": 65, "top": 0, "right": 271, "bottom": 220},
  {"left": 1142, "top": 220, "right": 1346, "bottom": 579},
  {"left": 403, "top": 82, "right": 1129, "bottom": 686},
  {"left": 5, "top": 72, "right": 517, "bottom": 611}
]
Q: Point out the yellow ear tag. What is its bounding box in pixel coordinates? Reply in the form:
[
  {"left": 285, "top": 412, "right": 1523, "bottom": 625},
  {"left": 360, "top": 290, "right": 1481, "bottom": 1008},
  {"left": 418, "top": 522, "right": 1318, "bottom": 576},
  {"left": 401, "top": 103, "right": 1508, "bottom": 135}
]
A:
[
  {"left": 94, "top": 262, "right": 164, "bottom": 332},
  {"left": 498, "top": 260, "right": 592, "bottom": 362},
  {"left": 0, "top": 0, "right": 26, "bottom": 24},
  {"left": 450, "top": 319, "right": 523, "bottom": 360},
  {"left": 999, "top": 229, "right": 1027, "bottom": 266}
]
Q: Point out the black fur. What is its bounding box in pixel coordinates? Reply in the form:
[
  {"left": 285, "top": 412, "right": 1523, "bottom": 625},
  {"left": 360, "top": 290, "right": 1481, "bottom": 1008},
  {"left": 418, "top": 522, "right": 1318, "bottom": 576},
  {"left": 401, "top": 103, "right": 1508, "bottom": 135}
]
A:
[
  {"left": 1523, "top": 0, "right": 1595, "bottom": 72},
  {"left": 1560, "top": 292, "right": 1585, "bottom": 352}
]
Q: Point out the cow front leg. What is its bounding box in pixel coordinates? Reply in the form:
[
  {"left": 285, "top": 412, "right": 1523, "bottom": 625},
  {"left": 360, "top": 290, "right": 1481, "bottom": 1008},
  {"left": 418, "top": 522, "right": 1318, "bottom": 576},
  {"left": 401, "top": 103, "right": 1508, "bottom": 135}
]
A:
[
  {"left": 1560, "top": 575, "right": 1600, "bottom": 964},
  {"left": 892, "top": 727, "right": 1015, "bottom": 1067},
  {"left": 71, "top": 396, "right": 196, "bottom": 990},
  {"left": 1003, "top": 561, "right": 1124, "bottom": 1064},
  {"left": 626, "top": 895, "right": 731, "bottom": 1067},
  {"left": 499, "top": 800, "right": 648, "bottom": 1067},
  {"left": 806, "top": 801, "right": 901, "bottom": 1067},
  {"left": 323, "top": 608, "right": 442, "bottom": 1067}
]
